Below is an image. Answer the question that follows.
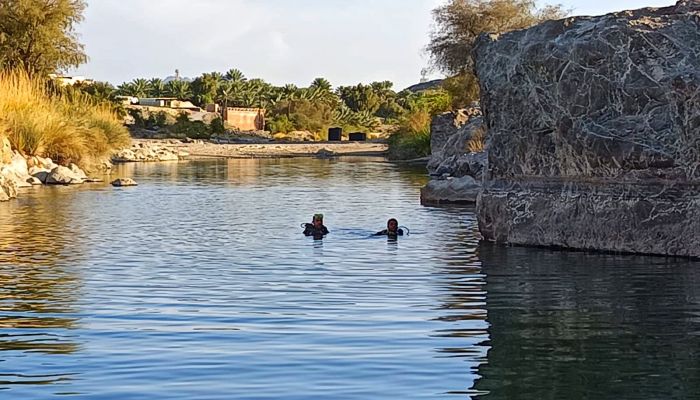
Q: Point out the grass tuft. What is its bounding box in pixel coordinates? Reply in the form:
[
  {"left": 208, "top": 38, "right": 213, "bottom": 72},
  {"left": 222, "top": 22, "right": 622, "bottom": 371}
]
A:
[{"left": 0, "top": 70, "right": 129, "bottom": 167}]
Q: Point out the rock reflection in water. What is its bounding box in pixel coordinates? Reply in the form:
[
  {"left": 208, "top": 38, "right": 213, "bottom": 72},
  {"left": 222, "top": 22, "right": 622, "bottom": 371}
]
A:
[
  {"left": 0, "top": 189, "right": 80, "bottom": 388},
  {"left": 474, "top": 245, "right": 700, "bottom": 400}
]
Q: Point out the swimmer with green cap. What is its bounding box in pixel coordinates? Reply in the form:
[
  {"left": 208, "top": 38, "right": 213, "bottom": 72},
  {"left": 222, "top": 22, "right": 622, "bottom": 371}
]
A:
[{"left": 303, "top": 213, "right": 329, "bottom": 237}]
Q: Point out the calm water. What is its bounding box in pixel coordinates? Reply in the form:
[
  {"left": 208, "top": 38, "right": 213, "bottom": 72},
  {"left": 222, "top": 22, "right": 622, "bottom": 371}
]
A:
[{"left": 0, "top": 158, "right": 698, "bottom": 400}]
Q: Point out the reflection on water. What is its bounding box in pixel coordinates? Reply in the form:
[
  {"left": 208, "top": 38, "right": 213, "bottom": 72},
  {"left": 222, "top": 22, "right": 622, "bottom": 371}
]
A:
[
  {"left": 0, "top": 188, "right": 83, "bottom": 386},
  {"left": 1, "top": 158, "right": 698, "bottom": 399},
  {"left": 1, "top": 158, "right": 485, "bottom": 399},
  {"left": 475, "top": 245, "right": 700, "bottom": 400}
]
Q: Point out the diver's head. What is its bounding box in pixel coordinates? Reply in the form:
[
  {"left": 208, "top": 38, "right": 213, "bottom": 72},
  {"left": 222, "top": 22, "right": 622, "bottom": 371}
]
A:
[
  {"left": 313, "top": 213, "right": 324, "bottom": 228},
  {"left": 387, "top": 218, "right": 398, "bottom": 232}
]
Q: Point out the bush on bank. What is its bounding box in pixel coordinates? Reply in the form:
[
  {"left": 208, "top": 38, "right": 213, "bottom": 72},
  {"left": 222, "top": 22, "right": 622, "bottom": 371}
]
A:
[{"left": 0, "top": 70, "right": 130, "bottom": 167}]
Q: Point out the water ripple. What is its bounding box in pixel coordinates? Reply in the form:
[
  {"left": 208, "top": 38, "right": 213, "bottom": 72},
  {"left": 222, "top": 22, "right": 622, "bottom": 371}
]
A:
[{"left": 1, "top": 158, "right": 698, "bottom": 399}]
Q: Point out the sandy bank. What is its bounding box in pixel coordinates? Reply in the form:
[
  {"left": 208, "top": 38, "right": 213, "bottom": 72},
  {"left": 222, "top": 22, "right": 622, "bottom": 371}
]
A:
[{"left": 134, "top": 139, "right": 388, "bottom": 159}]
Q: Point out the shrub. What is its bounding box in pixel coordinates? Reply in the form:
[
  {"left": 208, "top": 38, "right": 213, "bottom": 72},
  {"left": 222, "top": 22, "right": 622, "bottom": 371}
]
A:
[
  {"left": 210, "top": 116, "right": 225, "bottom": 135},
  {"left": 0, "top": 70, "right": 129, "bottom": 167},
  {"left": 387, "top": 109, "right": 432, "bottom": 160}
]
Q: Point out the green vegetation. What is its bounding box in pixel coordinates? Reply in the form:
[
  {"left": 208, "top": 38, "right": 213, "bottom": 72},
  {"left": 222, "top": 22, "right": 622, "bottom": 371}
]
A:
[
  {"left": 427, "top": 0, "right": 567, "bottom": 105},
  {"left": 0, "top": 0, "right": 129, "bottom": 169},
  {"left": 387, "top": 89, "right": 452, "bottom": 160},
  {"left": 113, "top": 70, "right": 457, "bottom": 146},
  {"left": 0, "top": 0, "right": 87, "bottom": 77},
  {"left": 0, "top": 70, "right": 129, "bottom": 167}
]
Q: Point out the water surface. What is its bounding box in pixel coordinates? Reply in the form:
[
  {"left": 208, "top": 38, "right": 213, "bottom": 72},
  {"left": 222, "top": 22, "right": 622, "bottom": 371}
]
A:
[{"left": 0, "top": 158, "right": 698, "bottom": 399}]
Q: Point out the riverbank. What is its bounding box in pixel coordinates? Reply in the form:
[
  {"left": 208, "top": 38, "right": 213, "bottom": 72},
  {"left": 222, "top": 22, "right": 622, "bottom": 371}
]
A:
[{"left": 129, "top": 139, "right": 388, "bottom": 159}]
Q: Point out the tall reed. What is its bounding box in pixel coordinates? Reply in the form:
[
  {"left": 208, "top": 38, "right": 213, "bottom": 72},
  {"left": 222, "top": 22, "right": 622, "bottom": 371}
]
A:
[{"left": 0, "top": 70, "right": 129, "bottom": 167}]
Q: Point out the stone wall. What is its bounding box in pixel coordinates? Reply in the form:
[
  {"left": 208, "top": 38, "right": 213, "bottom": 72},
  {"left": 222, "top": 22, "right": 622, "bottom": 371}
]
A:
[
  {"left": 474, "top": 0, "right": 700, "bottom": 257},
  {"left": 223, "top": 107, "right": 265, "bottom": 131}
]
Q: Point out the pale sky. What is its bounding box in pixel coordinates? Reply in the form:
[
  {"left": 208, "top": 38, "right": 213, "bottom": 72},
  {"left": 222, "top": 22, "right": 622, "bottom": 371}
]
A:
[{"left": 72, "top": 0, "right": 676, "bottom": 90}]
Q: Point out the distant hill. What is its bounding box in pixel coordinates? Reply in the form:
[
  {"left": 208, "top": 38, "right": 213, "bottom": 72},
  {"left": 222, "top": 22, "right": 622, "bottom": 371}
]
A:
[{"left": 402, "top": 79, "right": 444, "bottom": 93}]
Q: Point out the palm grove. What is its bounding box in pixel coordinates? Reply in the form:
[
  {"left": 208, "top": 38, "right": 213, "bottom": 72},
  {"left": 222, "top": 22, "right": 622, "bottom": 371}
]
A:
[{"left": 0, "top": 0, "right": 565, "bottom": 162}]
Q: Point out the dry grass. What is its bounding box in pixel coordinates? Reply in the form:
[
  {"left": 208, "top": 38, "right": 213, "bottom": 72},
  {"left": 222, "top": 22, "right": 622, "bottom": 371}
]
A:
[
  {"left": 387, "top": 110, "right": 432, "bottom": 160},
  {"left": 0, "top": 70, "right": 129, "bottom": 167},
  {"left": 466, "top": 126, "right": 486, "bottom": 153}
]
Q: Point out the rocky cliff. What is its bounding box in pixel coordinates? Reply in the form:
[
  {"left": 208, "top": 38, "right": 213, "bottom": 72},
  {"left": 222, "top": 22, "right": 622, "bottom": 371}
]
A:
[
  {"left": 474, "top": 0, "right": 700, "bottom": 257},
  {"left": 421, "top": 108, "right": 486, "bottom": 204}
]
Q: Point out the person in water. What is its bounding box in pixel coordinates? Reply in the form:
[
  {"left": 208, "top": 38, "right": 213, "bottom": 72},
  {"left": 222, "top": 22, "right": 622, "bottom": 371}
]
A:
[
  {"left": 303, "top": 213, "right": 329, "bottom": 237},
  {"left": 375, "top": 218, "right": 404, "bottom": 236}
]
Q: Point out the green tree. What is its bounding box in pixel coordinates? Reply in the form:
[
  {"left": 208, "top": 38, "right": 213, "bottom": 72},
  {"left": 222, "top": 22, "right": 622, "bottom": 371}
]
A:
[
  {"left": 0, "top": 0, "right": 87, "bottom": 76},
  {"left": 78, "top": 81, "right": 116, "bottom": 103},
  {"left": 165, "top": 79, "right": 192, "bottom": 100},
  {"left": 191, "top": 72, "right": 224, "bottom": 106},
  {"left": 310, "top": 77, "right": 332, "bottom": 92},
  {"left": 224, "top": 68, "right": 246, "bottom": 83},
  {"left": 216, "top": 80, "right": 239, "bottom": 110},
  {"left": 337, "top": 84, "right": 381, "bottom": 114},
  {"left": 308, "top": 77, "right": 338, "bottom": 105},
  {"left": 116, "top": 82, "right": 136, "bottom": 96},
  {"left": 129, "top": 78, "right": 149, "bottom": 98},
  {"left": 148, "top": 78, "right": 166, "bottom": 97},
  {"left": 427, "top": 0, "right": 566, "bottom": 105}
]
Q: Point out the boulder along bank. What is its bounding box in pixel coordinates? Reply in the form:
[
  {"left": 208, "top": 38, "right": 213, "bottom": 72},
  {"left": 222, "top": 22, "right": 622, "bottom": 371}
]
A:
[
  {"left": 421, "top": 107, "right": 485, "bottom": 205},
  {"left": 472, "top": 0, "right": 699, "bottom": 257}
]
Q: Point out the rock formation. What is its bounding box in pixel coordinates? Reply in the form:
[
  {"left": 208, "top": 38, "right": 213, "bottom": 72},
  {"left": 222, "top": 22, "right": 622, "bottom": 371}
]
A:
[
  {"left": 111, "top": 178, "right": 138, "bottom": 187},
  {"left": 421, "top": 107, "right": 486, "bottom": 204},
  {"left": 46, "top": 166, "right": 85, "bottom": 185},
  {"left": 112, "top": 142, "right": 187, "bottom": 163},
  {"left": 0, "top": 133, "right": 99, "bottom": 200},
  {"left": 474, "top": 1, "right": 700, "bottom": 257}
]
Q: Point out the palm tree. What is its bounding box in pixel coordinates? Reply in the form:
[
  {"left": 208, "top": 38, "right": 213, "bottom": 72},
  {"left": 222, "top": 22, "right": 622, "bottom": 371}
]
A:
[
  {"left": 82, "top": 81, "right": 116, "bottom": 102},
  {"left": 209, "top": 71, "right": 225, "bottom": 84},
  {"left": 165, "top": 80, "right": 192, "bottom": 100},
  {"left": 117, "top": 78, "right": 149, "bottom": 98},
  {"left": 116, "top": 82, "right": 137, "bottom": 96},
  {"left": 337, "top": 84, "right": 380, "bottom": 114},
  {"left": 216, "top": 80, "right": 239, "bottom": 110},
  {"left": 225, "top": 68, "right": 246, "bottom": 83},
  {"left": 310, "top": 77, "right": 332, "bottom": 92},
  {"left": 130, "top": 78, "right": 150, "bottom": 98},
  {"left": 279, "top": 84, "right": 300, "bottom": 115},
  {"left": 243, "top": 79, "right": 272, "bottom": 108},
  {"left": 192, "top": 72, "right": 224, "bottom": 105},
  {"left": 148, "top": 78, "right": 166, "bottom": 97}
]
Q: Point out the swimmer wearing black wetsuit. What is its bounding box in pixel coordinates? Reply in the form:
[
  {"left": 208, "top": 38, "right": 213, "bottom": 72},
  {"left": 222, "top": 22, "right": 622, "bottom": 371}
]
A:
[{"left": 375, "top": 218, "right": 403, "bottom": 237}]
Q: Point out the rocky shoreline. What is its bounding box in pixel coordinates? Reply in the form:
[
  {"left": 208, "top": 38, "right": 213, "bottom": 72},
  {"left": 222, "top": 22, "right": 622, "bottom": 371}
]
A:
[
  {"left": 0, "top": 135, "right": 106, "bottom": 201},
  {"left": 114, "top": 139, "right": 388, "bottom": 161},
  {"left": 0, "top": 136, "right": 388, "bottom": 202},
  {"left": 176, "top": 140, "right": 387, "bottom": 159},
  {"left": 420, "top": 108, "right": 485, "bottom": 205},
  {"left": 423, "top": 0, "right": 699, "bottom": 258}
]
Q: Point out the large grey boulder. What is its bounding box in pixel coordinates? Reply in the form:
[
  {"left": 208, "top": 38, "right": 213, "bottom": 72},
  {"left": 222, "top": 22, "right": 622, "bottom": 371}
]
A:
[
  {"left": 429, "top": 109, "right": 471, "bottom": 157},
  {"left": 474, "top": 1, "right": 700, "bottom": 257},
  {"left": 427, "top": 108, "right": 485, "bottom": 177},
  {"left": 427, "top": 117, "right": 487, "bottom": 180},
  {"left": 46, "top": 166, "right": 84, "bottom": 185},
  {"left": 421, "top": 176, "right": 481, "bottom": 205},
  {"left": 422, "top": 108, "right": 487, "bottom": 205}
]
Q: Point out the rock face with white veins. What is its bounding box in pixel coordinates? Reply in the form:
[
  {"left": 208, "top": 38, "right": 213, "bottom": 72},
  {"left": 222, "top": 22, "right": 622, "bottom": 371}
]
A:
[{"left": 474, "top": 1, "right": 700, "bottom": 257}]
